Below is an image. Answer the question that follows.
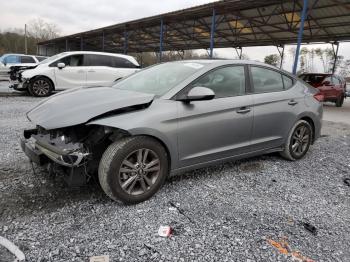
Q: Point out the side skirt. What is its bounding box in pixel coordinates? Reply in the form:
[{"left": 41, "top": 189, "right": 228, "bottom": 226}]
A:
[{"left": 170, "top": 146, "right": 283, "bottom": 176}]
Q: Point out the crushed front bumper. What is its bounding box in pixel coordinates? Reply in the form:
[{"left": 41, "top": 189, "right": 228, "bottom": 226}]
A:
[
  {"left": 20, "top": 129, "right": 89, "bottom": 168},
  {"left": 9, "top": 80, "right": 29, "bottom": 91}
]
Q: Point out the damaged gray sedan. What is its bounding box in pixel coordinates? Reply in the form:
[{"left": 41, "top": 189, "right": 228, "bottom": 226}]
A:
[{"left": 21, "top": 60, "right": 322, "bottom": 204}]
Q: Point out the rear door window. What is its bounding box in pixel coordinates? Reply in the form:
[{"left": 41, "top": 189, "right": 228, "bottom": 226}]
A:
[
  {"left": 251, "top": 66, "right": 284, "bottom": 93},
  {"left": 282, "top": 75, "right": 294, "bottom": 89},
  {"left": 20, "top": 56, "right": 36, "bottom": 63},
  {"left": 85, "top": 54, "right": 113, "bottom": 67}
]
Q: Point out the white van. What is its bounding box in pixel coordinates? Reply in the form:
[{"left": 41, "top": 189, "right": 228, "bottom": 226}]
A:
[{"left": 11, "top": 51, "right": 140, "bottom": 96}]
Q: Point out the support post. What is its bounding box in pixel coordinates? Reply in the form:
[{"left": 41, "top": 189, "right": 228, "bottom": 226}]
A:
[
  {"left": 277, "top": 45, "right": 285, "bottom": 69},
  {"left": 65, "top": 38, "right": 68, "bottom": 51},
  {"left": 24, "top": 24, "right": 28, "bottom": 55},
  {"left": 102, "top": 31, "right": 105, "bottom": 51},
  {"left": 292, "top": 0, "right": 308, "bottom": 75},
  {"left": 209, "top": 8, "right": 216, "bottom": 59},
  {"left": 234, "top": 47, "right": 243, "bottom": 59},
  {"left": 124, "top": 30, "right": 128, "bottom": 55},
  {"left": 159, "top": 18, "right": 164, "bottom": 62},
  {"left": 331, "top": 42, "right": 339, "bottom": 74},
  {"left": 80, "top": 36, "right": 83, "bottom": 51}
]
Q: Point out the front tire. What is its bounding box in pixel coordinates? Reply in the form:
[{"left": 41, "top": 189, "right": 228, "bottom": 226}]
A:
[
  {"left": 335, "top": 95, "right": 344, "bottom": 107},
  {"left": 28, "top": 77, "right": 53, "bottom": 97},
  {"left": 98, "top": 136, "right": 169, "bottom": 204},
  {"left": 280, "top": 120, "right": 312, "bottom": 161}
]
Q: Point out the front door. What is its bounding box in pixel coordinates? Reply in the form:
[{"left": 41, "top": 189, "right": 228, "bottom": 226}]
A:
[
  {"left": 54, "top": 54, "right": 87, "bottom": 90},
  {"left": 177, "top": 65, "right": 254, "bottom": 168}
]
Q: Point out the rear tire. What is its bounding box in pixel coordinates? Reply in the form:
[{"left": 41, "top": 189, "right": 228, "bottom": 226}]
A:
[
  {"left": 98, "top": 136, "right": 169, "bottom": 204},
  {"left": 335, "top": 95, "right": 344, "bottom": 107},
  {"left": 280, "top": 120, "right": 312, "bottom": 161},
  {"left": 28, "top": 77, "right": 53, "bottom": 97}
]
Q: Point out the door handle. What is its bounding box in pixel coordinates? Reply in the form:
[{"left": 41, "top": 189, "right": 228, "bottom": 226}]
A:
[
  {"left": 77, "top": 70, "right": 85, "bottom": 73},
  {"left": 288, "top": 100, "right": 298, "bottom": 106},
  {"left": 88, "top": 70, "right": 95, "bottom": 73},
  {"left": 236, "top": 107, "right": 251, "bottom": 114}
]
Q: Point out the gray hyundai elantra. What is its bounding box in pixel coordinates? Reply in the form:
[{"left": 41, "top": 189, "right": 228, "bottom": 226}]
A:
[{"left": 21, "top": 60, "right": 323, "bottom": 203}]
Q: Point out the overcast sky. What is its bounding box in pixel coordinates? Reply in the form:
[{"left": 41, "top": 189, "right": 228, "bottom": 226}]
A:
[{"left": 1, "top": 0, "right": 349, "bottom": 72}]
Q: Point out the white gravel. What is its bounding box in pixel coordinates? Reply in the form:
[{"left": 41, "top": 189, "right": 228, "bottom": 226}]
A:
[{"left": 0, "top": 95, "right": 350, "bottom": 262}]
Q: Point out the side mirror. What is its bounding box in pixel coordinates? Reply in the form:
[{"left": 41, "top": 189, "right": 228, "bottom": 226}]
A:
[
  {"left": 57, "top": 62, "right": 66, "bottom": 69},
  {"left": 178, "top": 86, "right": 215, "bottom": 102},
  {"left": 323, "top": 81, "right": 331, "bottom": 86}
]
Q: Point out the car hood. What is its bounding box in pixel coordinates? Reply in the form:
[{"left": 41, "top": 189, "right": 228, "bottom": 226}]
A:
[{"left": 27, "top": 87, "right": 155, "bottom": 130}]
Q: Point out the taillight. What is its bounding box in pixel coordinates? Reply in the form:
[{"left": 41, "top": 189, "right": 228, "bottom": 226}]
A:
[{"left": 313, "top": 93, "right": 324, "bottom": 102}]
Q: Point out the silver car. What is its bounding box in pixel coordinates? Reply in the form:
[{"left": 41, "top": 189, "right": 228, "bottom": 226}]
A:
[{"left": 21, "top": 60, "right": 322, "bottom": 204}]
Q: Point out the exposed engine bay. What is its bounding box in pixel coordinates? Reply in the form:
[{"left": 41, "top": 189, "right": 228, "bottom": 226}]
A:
[
  {"left": 9, "top": 65, "right": 37, "bottom": 91},
  {"left": 22, "top": 125, "right": 128, "bottom": 186}
]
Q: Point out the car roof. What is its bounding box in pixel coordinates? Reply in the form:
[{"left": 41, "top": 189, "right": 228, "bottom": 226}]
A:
[
  {"left": 170, "top": 59, "right": 296, "bottom": 78},
  {"left": 63, "top": 51, "right": 133, "bottom": 59}
]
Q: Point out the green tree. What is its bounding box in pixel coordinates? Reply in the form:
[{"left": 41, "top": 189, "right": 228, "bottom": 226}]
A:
[{"left": 264, "top": 54, "right": 280, "bottom": 67}]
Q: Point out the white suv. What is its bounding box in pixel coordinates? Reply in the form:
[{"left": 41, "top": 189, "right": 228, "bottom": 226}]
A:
[
  {"left": 0, "top": 54, "right": 47, "bottom": 80},
  {"left": 11, "top": 51, "right": 140, "bottom": 96}
]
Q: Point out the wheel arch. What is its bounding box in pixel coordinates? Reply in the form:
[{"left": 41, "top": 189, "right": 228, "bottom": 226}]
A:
[
  {"left": 299, "top": 116, "right": 316, "bottom": 143},
  {"left": 92, "top": 125, "right": 174, "bottom": 171},
  {"left": 31, "top": 75, "right": 55, "bottom": 90}
]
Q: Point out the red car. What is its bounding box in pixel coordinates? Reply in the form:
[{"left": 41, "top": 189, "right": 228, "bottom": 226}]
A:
[{"left": 300, "top": 73, "right": 347, "bottom": 107}]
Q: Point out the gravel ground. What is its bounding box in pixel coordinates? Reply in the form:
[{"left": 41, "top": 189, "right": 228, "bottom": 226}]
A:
[{"left": 0, "top": 95, "right": 349, "bottom": 262}]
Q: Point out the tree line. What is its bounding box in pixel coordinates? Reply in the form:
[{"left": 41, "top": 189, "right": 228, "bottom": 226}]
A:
[
  {"left": 0, "top": 18, "right": 60, "bottom": 56},
  {"left": 264, "top": 47, "right": 350, "bottom": 77}
]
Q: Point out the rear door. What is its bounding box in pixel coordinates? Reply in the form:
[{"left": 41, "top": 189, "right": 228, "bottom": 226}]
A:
[
  {"left": 177, "top": 65, "right": 254, "bottom": 167},
  {"left": 52, "top": 54, "right": 87, "bottom": 90},
  {"left": 249, "top": 66, "right": 301, "bottom": 150},
  {"left": 85, "top": 54, "right": 138, "bottom": 87}
]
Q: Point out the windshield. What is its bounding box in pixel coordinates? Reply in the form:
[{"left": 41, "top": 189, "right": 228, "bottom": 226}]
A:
[
  {"left": 113, "top": 62, "right": 205, "bottom": 96},
  {"left": 39, "top": 53, "right": 67, "bottom": 64}
]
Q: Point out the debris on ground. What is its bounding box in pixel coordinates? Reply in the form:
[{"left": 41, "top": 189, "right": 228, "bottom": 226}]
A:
[
  {"left": 267, "top": 237, "right": 315, "bottom": 262},
  {"left": 0, "top": 236, "right": 25, "bottom": 261},
  {"left": 89, "top": 255, "right": 109, "bottom": 262},
  {"left": 302, "top": 222, "right": 318, "bottom": 236},
  {"left": 343, "top": 178, "right": 350, "bottom": 187},
  {"left": 158, "top": 226, "right": 172, "bottom": 237}
]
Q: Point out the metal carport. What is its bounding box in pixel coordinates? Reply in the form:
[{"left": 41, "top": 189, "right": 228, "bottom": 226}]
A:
[{"left": 37, "top": 0, "right": 350, "bottom": 74}]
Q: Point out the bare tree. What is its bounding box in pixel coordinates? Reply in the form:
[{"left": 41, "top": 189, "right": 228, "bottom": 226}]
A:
[{"left": 27, "top": 18, "right": 60, "bottom": 42}]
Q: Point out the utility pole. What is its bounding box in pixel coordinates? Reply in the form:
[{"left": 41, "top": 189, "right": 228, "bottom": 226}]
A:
[{"left": 24, "top": 24, "right": 28, "bottom": 54}]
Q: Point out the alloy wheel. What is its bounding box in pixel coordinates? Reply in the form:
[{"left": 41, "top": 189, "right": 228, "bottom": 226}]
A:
[
  {"left": 32, "top": 80, "right": 50, "bottom": 96},
  {"left": 291, "top": 125, "right": 311, "bottom": 157},
  {"left": 118, "top": 148, "right": 161, "bottom": 196}
]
